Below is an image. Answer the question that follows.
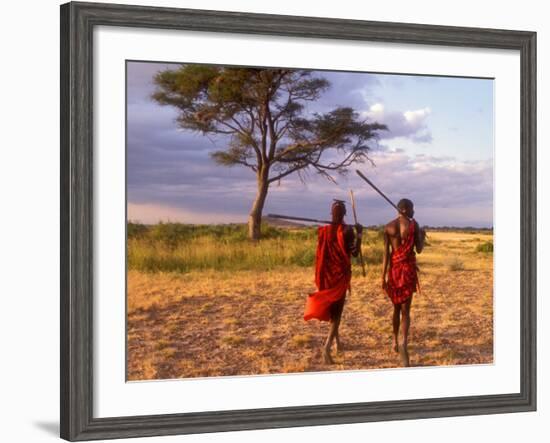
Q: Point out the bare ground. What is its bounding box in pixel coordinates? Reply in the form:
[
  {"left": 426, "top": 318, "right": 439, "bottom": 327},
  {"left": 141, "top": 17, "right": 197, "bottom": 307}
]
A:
[{"left": 127, "top": 231, "right": 493, "bottom": 380}]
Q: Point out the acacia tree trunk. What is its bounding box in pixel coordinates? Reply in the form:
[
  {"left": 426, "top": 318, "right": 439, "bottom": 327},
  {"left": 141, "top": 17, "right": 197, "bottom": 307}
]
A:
[{"left": 248, "top": 168, "right": 269, "bottom": 240}]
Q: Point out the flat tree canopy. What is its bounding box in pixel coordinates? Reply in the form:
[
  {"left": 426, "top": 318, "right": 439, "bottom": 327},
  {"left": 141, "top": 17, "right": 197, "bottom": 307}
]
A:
[{"left": 152, "top": 65, "right": 386, "bottom": 239}]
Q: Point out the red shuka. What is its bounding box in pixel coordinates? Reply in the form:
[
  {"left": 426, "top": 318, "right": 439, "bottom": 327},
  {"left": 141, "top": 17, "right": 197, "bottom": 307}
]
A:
[
  {"left": 304, "top": 224, "right": 351, "bottom": 322},
  {"left": 386, "top": 219, "right": 418, "bottom": 305}
]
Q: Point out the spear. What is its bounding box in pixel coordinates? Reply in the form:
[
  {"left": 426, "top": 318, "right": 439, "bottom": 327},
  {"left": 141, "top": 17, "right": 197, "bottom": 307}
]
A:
[
  {"left": 349, "top": 190, "right": 366, "bottom": 277},
  {"left": 356, "top": 169, "right": 427, "bottom": 239},
  {"left": 355, "top": 169, "right": 418, "bottom": 222},
  {"left": 355, "top": 169, "right": 404, "bottom": 215}
]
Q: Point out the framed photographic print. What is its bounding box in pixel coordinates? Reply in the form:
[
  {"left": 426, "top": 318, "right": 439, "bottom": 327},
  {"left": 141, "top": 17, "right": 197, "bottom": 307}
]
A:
[{"left": 60, "top": 1, "right": 537, "bottom": 441}]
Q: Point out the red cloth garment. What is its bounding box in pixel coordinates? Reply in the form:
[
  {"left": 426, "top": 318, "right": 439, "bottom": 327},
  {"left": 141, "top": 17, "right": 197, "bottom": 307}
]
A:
[
  {"left": 304, "top": 224, "right": 351, "bottom": 322},
  {"left": 386, "top": 219, "right": 418, "bottom": 305}
]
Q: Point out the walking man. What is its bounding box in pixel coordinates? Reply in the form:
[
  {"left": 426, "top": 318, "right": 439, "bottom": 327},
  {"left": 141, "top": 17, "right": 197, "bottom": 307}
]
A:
[
  {"left": 304, "top": 200, "right": 362, "bottom": 364},
  {"left": 381, "top": 198, "right": 425, "bottom": 367}
]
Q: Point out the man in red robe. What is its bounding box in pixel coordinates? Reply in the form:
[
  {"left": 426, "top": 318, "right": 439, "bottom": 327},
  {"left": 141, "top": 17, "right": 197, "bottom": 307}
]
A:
[
  {"left": 304, "top": 200, "right": 362, "bottom": 364},
  {"left": 382, "top": 198, "right": 425, "bottom": 367}
]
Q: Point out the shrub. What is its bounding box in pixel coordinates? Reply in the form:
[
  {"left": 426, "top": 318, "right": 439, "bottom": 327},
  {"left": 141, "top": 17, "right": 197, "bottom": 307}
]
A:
[
  {"left": 447, "top": 257, "right": 465, "bottom": 271},
  {"left": 127, "top": 222, "right": 148, "bottom": 239},
  {"left": 476, "top": 241, "right": 494, "bottom": 253}
]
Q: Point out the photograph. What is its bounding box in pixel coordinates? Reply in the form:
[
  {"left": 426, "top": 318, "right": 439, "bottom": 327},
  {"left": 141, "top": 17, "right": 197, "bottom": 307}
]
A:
[{"left": 125, "top": 61, "right": 494, "bottom": 381}]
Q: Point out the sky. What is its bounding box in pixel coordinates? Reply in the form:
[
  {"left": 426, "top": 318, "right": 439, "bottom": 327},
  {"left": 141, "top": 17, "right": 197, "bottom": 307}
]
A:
[{"left": 127, "top": 61, "right": 494, "bottom": 227}]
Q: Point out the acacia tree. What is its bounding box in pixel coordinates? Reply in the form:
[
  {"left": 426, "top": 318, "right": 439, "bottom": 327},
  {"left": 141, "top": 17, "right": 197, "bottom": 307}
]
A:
[{"left": 152, "top": 65, "right": 386, "bottom": 240}]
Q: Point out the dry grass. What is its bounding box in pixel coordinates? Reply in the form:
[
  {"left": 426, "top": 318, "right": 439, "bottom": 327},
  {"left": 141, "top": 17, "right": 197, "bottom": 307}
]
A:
[
  {"left": 447, "top": 256, "right": 466, "bottom": 271},
  {"left": 127, "top": 230, "right": 493, "bottom": 380}
]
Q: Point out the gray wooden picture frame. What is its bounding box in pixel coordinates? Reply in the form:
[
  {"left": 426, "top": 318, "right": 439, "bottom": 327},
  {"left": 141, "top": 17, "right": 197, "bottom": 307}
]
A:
[{"left": 60, "top": 1, "right": 537, "bottom": 441}]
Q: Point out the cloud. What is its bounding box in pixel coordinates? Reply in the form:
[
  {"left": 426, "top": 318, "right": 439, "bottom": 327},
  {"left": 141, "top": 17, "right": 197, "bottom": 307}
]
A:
[
  {"left": 128, "top": 202, "right": 245, "bottom": 224},
  {"left": 404, "top": 108, "right": 431, "bottom": 126},
  {"left": 365, "top": 150, "right": 493, "bottom": 207},
  {"left": 307, "top": 71, "right": 380, "bottom": 113},
  {"left": 363, "top": 103, "right": 433, "bottom": 143}
]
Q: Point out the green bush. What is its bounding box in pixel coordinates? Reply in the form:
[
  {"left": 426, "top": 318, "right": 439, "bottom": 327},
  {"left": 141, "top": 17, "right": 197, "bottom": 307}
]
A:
[{"left": 476, "top": 241, "right": 494, "bottom": 253}]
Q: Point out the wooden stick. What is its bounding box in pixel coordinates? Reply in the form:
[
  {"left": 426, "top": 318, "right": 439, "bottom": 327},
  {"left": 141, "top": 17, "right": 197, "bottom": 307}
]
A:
[
  {"left": 267, "top": 213, "right": 333, "bottom": 225},
  {"left": 356, "top": 170, "right": 402, "bottom": 213},
  {"left": 356, "top": 169, "right": 412, "bottom": 220},
  {"left": 349, "top": 190, "right": 366, "bottom": 277}
]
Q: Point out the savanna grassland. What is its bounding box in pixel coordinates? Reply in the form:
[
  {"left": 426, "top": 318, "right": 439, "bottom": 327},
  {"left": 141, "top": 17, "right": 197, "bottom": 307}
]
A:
[{"left": 127, "top": 222, "right": 493, "bottom": 381}]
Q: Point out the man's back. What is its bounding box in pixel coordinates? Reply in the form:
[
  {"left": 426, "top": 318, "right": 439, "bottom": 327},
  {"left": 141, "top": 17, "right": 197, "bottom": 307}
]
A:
[{"left": 385, "top": 217, "right": 423, "bottom": 254}]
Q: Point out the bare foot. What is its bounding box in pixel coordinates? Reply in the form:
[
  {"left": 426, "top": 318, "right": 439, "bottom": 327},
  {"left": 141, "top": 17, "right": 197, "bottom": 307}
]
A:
[
  {"left": 322, "top": 347, "right": 334, "bottom": 364},
  {"left": 392, "top": 338, "right": 399, "bottom": 353}
]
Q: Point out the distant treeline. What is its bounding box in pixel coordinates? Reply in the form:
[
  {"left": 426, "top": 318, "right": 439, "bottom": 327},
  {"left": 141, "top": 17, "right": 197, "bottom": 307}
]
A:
[
  {"left": 420, "top": 226, "right": 493, "bottom": 233},
  {"left": 129, "top": 221, "right": 492, "bottom": 234}
]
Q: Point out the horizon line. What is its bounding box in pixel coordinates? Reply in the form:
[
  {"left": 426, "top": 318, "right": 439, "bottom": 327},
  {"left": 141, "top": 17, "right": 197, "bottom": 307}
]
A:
[{"left": 127, "top": 219, "right": 493, "bottom": 230}]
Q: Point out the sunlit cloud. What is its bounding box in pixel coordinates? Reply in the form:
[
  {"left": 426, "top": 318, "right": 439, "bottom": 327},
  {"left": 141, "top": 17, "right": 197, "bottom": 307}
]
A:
[{"left": 363, "top": 103, "right": 433, "bottom": 143}]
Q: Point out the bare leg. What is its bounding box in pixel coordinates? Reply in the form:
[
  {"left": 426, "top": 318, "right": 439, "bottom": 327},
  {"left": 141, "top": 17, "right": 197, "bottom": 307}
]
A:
[
  {"left": 323, "top": 299, "right": 344, "bottom": 363},
  {"left": 399, "top": 297, "right": 413, "bottom": 367},
  {"left": 335, "top": 330, "right": 342, "bottom": 353},
  {"left": 323, "top": 321, "right": 336, "bottom": 364},
  {"left": 392, "top": 304, "right": 401, "bottom": 353},
  {"left": 334, "top": 299, "right": 345, "bottom": 353}
]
